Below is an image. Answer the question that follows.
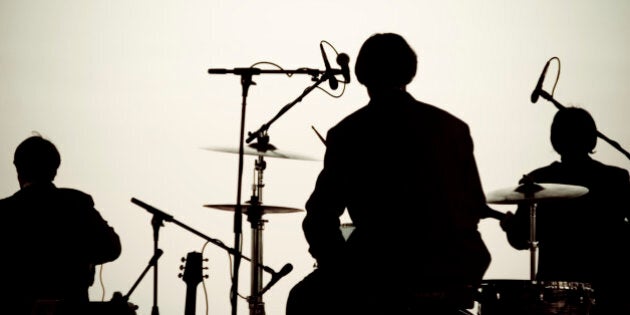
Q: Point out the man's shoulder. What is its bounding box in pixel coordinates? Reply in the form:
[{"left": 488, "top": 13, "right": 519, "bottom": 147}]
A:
[
  {"left": 591, "top": 159, "right": 628, "bottom": 173},
  {"left": 0, "top": 188, "right": 27, "bottom": 207},
  {"left": 527, "top": 161, "right": 563, "bottom": 177},
  {"left": 56, "top": 186, "right": 89, "bottom": 195},
  {"left": 0, "top": 194, "right": 15, "bottom": 207},
  {"left": 55, "top": 187, "right": 94, "bottom": 204}
]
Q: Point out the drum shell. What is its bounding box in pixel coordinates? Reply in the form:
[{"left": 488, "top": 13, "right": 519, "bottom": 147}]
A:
[{"left": 477, "top": 280, "right": 594, "bottom": 315}]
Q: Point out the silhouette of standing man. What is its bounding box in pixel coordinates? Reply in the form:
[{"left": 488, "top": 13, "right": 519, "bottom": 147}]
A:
[
  {"left": 287, "top": 33, "right": 491, "bottom": 315},
  {"left": 0, "top": 134, "right": 122, "bottom": 315}
]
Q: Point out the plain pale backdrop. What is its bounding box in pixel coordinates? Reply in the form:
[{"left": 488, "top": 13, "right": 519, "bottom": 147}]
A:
[{"left": 1, "top": 1, "right": 629, "bottom": 315}]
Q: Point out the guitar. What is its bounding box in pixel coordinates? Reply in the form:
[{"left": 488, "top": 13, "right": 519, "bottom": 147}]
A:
[{"left": 179, "top": 251, "right": 206, "bottom": 315}]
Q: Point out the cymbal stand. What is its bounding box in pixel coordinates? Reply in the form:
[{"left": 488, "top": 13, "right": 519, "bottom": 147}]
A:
[
  {"left": 516, "top": 175, "right": 543, "bottom": 280},
  {"left": 527, "top": 201, "right": 538, "bottom": 280},
  {"left": 246, "top": 133, "right": 270, "bottom": 315}
]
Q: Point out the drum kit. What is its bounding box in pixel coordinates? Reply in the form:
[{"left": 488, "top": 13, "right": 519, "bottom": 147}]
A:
[
  {"left": 203, "top": 139, "right": 311, "bottom": 315},
  {"left": 203, "top": 140, "right": 597, "bottom": 315},
  {"left": 480, "top": 176, "right": 593, "bottom": 315}
]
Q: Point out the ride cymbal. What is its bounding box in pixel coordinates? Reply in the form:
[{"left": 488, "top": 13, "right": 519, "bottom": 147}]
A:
[
  {"left": 486, "top": 182, "right": 588, "bottom": 204},
  {"left": 203, "top": 203, "right": 304, "bottom": 214},
  {"left": 202, "top": 142, "right": 318, "bottom": 161}
]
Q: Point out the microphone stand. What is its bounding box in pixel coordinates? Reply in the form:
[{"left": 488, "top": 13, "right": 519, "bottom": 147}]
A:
[
  {"left": 130, "top": 197, "right": 282, "bottom": 276},
  {"left": 539, "top": 90, "right": 630, "bottom": 160},
  {"left": 241, "top": 73, "right": 334, "bottom": 315},
  {"left": 150, "top": 214, "right": 164, "bottom": 315},
  {"left": 93, "top": 250, "right": 163, "bottom": 315},
  {"left": 131, "top": 198, "right": 293, "bottom": 315},
  {"left": 122, "top": 249, "right": 164, "bottom": 304},
  {"left": 207, "top": 64, "right": 339, "bottom": 315}
]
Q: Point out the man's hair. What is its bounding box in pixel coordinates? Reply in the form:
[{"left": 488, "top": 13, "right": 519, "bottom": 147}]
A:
[
  {"left": 355, "top": 33, "right": 417, "bottom": 89},
  {"left": 550, "top": 107, "right": 597, "bottom": 155},
  {"left": 13, "top": 135, "right": 61, "bottom": 182}
]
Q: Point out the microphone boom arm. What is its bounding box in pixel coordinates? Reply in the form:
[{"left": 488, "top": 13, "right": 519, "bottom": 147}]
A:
[
  {"left": 538, "top": 90, "right": 630, "bottom": 160},
  {"left": 246, "top": 73, "right": 329, "bottom": 143},
  {"left": 130, "top": 198, "right": 282, "bottom": 276}
]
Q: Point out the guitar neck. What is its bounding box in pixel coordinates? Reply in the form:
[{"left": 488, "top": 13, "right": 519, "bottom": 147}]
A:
[
  {"left": 181, "top": 251, "right": 204, "bottom": 315},
  {"left": 184, "top": 284, "right": 198, "bottom": 315}
]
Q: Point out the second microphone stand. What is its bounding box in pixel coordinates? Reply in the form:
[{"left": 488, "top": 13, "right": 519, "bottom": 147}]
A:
[
  {"left": 130, "top": 197, "right": 288, "bottom": 315},
  {"left": 208, "top": 63, "right": 337, "bottom": 315}
]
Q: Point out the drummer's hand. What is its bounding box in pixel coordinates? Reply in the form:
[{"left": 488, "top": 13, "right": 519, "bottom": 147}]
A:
[{"left": 499, "top": 211, "right": 515, "bottom": 231}]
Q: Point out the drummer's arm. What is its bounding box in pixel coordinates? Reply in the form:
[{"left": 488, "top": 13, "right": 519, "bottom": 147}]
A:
[{"left": 500, "top": 205, "right": 530, "bottom": 250}]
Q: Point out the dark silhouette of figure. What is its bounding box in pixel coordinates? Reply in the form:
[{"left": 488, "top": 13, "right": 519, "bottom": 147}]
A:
[
  {"left": 500, "top": 107, "right": 630, "bottom": 315},
  {"left": 286, "top": 33, "right": 491, "bottom": 315},
  {"left": 0, "top": 135, "right": 122, "bottom": 315}
]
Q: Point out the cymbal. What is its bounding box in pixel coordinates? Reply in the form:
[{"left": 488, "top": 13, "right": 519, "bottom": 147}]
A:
[
  {"left": 202, "top": 142, "right": 318, "bottom": 161},
  {"left": 203, "top": 203, "right": 304, "bottom": 214},
  {"left": 486, "top": 182, "right": 589, "bottom": 204}
]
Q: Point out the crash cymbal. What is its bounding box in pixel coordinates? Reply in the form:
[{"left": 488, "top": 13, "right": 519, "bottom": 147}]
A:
[
  {"left": 203, "top": 203, "right": 304, "bottom": 214},
  {"left": 202, "top": 142, "right": 318, "bottom": 161},
  {"left": 486, "top": 182, "right": 589, "bottom": 204}
]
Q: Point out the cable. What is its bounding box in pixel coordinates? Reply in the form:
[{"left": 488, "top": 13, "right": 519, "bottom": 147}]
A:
[{"left": 548, "top": 56, "right": 561, "bottom": 98}]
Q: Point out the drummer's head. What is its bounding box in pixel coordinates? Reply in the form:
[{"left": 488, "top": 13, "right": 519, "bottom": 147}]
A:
[
  {"left": 355, "top": 33, "right": 417, "bottom": 93},
  {"left": 550, "top": 107, "right": 597, "bottom": 157}
]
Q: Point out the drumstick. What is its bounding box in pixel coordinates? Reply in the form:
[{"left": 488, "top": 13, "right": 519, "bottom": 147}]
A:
[{"left": 311, "top": 125, "right": 327, "bottom": 146}]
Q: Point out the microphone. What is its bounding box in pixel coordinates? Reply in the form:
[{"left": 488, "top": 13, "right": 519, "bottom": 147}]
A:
[
  {"left": 531, "top": 60, "right": 551, "bottom": 103},
  {"left": 320, "top": 43, "right": 338, "bottom": 90},
  {"left": 260, "top": 263, "right": 293, "bottom": 295},
  {"left": 336, "top": 53, "right": 350, "bottom": 83}
]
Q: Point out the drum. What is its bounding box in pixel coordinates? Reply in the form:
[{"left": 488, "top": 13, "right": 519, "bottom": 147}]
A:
[{"left": 477, "top": 280, "right": 594, "bottom": 315}]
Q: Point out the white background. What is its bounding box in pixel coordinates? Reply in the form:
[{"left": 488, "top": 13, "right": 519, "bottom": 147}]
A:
[{"left": 1, "top": 1, "right": 629, "bottom": 315}]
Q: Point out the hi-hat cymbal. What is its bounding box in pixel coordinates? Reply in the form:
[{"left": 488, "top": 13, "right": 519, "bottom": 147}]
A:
[
  {"left": 202, "top": 142, "right": 318, "bottom": 161},
  {"left": 204, "top": 203, "right": 304, "bottom": 214},
  {"left": 486, "top": 182, "right": 589, "bottom": 204}
]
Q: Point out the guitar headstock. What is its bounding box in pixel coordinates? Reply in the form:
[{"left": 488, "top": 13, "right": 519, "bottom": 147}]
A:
[{"left": 179, "top": 251, "right": 207, "bottom": 287}]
